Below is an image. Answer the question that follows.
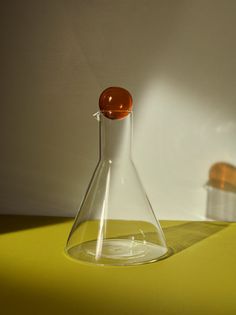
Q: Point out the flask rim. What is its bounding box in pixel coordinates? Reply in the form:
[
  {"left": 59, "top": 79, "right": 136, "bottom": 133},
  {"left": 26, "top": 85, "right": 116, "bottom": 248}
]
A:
[{"left": 93, "top": 110, "right": 133, "bottom": 121}]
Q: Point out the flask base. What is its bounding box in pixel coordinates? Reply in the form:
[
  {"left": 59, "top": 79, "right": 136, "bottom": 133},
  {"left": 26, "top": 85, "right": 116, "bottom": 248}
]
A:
[{"left": 66, "top": 239, "right": 168, "bottom": 266}]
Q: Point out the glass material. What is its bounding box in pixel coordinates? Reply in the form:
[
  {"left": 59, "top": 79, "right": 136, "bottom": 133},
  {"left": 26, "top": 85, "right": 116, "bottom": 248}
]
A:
[
  {"left": 206, "top": 162, "right": 236, "bottom": 221},
  {"left": 65, "top": 87, "right": 168, "bottom": 266}
]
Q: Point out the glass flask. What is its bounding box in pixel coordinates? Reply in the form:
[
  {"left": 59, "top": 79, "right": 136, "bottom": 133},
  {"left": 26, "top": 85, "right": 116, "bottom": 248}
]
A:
[{"left": 65, "top": 87, "right": 168, "bottom": 266}]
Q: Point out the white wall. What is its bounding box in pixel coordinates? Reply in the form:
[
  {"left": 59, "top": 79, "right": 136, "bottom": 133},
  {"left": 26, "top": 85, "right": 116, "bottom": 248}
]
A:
[{"left": 1, "top": 0, "right": 236, "bottom": 219}]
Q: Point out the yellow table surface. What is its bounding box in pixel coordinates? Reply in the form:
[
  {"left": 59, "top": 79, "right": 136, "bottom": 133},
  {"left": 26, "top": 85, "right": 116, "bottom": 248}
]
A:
[{"left": 0, "top": 215, "right": 236, "bottom": 315}]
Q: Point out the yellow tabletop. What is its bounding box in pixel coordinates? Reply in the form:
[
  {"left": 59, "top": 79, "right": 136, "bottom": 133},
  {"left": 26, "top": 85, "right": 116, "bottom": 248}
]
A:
[{"left": 0, "top": 215, "right": 236, "bottom": 315}]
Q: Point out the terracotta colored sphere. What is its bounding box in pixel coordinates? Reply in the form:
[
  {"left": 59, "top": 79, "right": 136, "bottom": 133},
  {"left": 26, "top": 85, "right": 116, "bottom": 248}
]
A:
[{"left": 99, "top": 87, "right": 133, "bottom": 120}]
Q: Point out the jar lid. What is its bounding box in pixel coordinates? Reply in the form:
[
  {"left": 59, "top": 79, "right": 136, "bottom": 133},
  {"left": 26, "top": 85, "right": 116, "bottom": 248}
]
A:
[{"left": 207, "top": 162, "right": 236, "bottom": 193}]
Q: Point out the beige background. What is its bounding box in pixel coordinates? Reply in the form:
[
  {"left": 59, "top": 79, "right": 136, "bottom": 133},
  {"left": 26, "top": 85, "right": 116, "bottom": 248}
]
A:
[{"left": 1, "top": 0, "right": 236, "bottom": 219}]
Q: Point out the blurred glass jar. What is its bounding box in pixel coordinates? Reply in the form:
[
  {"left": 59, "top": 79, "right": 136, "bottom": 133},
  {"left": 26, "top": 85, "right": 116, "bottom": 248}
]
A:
[{"left": 206, "top": 162, "right": 236, "bottom": 221}]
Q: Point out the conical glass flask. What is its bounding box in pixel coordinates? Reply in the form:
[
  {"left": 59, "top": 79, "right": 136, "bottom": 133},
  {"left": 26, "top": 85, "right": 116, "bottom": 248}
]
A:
[{"left": 65, "top": 87, "right": 168, "bottom": 266}]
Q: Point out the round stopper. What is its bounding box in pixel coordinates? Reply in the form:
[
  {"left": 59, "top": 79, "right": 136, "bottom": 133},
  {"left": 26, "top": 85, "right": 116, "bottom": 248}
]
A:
[
  {"left": 208, "top": 162, "right": 236, "bottom": 192},
  {"left": 99, "top": 87, "right": 133, "bottom": 120}
]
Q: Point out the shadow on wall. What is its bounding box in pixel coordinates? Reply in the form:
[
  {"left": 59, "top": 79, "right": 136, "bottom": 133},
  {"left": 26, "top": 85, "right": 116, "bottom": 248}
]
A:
[{"left": 1, "top": 0, "right": 236, "bottom": 218}]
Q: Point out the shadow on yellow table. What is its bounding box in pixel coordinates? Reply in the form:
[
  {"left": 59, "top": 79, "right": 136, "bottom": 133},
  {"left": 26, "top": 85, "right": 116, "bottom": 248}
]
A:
[{"left": 0, "top": 215, "right": 235, "bottom": 315}]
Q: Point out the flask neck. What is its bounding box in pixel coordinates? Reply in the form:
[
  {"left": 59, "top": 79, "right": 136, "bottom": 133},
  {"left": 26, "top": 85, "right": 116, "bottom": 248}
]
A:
[{"left": 99, "top": 113, "right": 132, "bottom": 162}]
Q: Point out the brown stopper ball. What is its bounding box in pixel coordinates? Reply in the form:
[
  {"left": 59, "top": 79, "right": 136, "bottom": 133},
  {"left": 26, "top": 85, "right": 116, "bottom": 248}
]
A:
[
  {"left": 208, "top": 162, "right": 236, "bottom": 193},
  {"left": 99, "top": 87, "right": 133, "bottom": 120}
]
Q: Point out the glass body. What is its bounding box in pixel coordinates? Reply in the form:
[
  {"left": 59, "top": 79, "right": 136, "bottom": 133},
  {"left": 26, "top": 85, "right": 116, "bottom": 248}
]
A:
[{"left": 65, "top": 112, "right": 168, "bottom": 266}]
